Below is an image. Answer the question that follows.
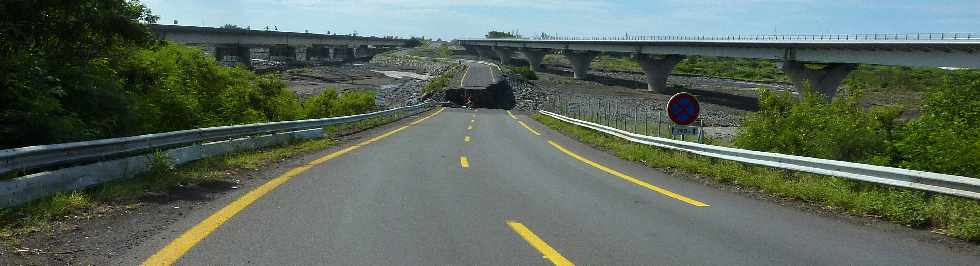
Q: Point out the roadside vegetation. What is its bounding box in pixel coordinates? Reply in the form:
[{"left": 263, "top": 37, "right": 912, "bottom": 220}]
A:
[
  {"left": 423, "top": 73, "right": 453, "bottom": 95},
  {"left": 406, "top": 38, "right": 454, "bottom": 58},
  {"left": 0, "top": 0, "right": 402, "bottom": 242},
  {"left": 506, "top": 66, "right": 539, "bottom": 80},
  {"left": 0, "top": 1, "right": 383, "bottom": 150},
  {"left": 738, "top": 72, "right": 980, "bottom": 178},
  {"left": 532, "top": 67, "right": 980, "bottom": 241},
  {"left": 534, "top": 113, "right": 980, "bottom": 242}
]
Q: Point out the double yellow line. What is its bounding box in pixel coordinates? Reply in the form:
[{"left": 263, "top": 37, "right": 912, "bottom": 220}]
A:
[{"left": 142, "top": 108, "right": 446, "bottom": 265}]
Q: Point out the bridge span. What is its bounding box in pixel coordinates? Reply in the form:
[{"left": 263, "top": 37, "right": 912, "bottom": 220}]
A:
[
  {"left": 151, "top": 24, "right": 407, "bottom": 66},
  {"left": 459, "top": 34, "right": 980, "bottom": 98}
]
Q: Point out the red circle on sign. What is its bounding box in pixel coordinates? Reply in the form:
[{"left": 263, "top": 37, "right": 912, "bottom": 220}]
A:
[{"left": 667, "top": 92, "right": 700, "bottom": 125}]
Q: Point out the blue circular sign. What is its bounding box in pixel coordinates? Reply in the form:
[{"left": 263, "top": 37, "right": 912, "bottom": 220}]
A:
[{"left": 667, "top": 92, "right": 700, "bottom": 125}]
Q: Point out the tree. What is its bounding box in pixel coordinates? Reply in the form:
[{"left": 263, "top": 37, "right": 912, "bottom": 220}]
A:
[
  {"left": 0, "top": 0, "right": 158, "bottom": 148},
  {"left": 221, "top": 24, "right": 244, "bottom": 30},
  {"left": 486, "top": 31, "right": 520, "bottom": 39}
]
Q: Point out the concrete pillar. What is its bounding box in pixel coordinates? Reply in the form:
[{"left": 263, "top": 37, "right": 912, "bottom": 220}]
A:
[
  {"left": 473, "top": 46, "right": 492, "bottom": 59},
  {"left": 564, "top": 51, "right": 597, "bottom": 80},
  {"left": 635, "top": 54, "right": 685, "bottom": 92},
  {"left": 464, "top": 45, "right": 478, "bottom": 56},
  {"left": 492, "top": 47, "right": 515, "bottom": 65},
  {"left": 781, "top": 61, "right": 857, "bottom": 99},
  {"left": 520, "top": 49, "right": 548, "bottom": 71},
  {"left": 295, "top": 46, "right": 308, "bottom": 62}
]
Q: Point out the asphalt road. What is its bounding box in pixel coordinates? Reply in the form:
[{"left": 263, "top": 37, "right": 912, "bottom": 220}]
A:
[
  {"left": 460, "top": 61, "right": 500, "bottom": 89},
  {"left": 123, "top": 107, "right": 980, "bottom": 265}
]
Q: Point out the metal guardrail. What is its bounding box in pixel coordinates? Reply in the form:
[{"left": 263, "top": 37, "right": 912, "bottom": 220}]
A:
[
  {"left": 494, "top": 32, "right": 980, "bottom": 41},
  {"left": 0, "top": 103, "right": 434, "bottom": 176},
  {"left": 539, "top": 110, "right": 980, "bottom": 200}
]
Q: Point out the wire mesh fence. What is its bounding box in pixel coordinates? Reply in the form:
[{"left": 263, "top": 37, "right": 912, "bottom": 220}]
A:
[{"left": 543, "top": 94, "right": 705, "bottom": 143}]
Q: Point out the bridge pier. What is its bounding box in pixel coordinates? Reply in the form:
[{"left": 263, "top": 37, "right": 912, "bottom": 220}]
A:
[
  {"left": 464, "top": 46, "right": 478, "bottom": 56},
  {"left": 781, "top": 61, "right": 857, "bottom": 99},
  {"left": 635, "top": 54, "right": 685, "bottom": 92},
  {"left": 474, "top": 46, "right": 493, "bottom": 60},
  {"left": 269, "top": 45, "right": 295, "bottom": 62},
  {"left": 565, "top": 51, "right": 597, "bottom": 80},
  {"left": 492, "top": 47, "right": 515, "bottom": 65},
  {"left": 519, "top": 48, "right": 548, "bottom": 71},
  {"left": 214, "top": 45, "right": 251, "bottom": 66}
]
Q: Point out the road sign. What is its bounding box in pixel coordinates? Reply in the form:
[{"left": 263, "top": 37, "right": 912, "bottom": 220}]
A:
[
  {"left": 667, "top": 92, "right": 700, "bottom": 125},
  {"left": 672, "top": 125, "right": 699, "bottom": 136}
]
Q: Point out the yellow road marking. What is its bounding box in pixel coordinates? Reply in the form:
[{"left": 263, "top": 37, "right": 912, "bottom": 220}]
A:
[
  {"left": 410, "top": 107, "right": 446, "bottom": 125},
  {"left": 460, "top": 64, "right": 470, "bottom": 87},
  {"left": 467, "top": 125, "right": 473, "bottom": 130},
  {"left": 507, "top": 220, "right": 574, "bottom": 266},
  {"left": 460, "top": 156, "right": 470, "bottom": 168},
  {"left": 507, "top": 110, "right": 518, "bottom": 120},
  {"left": 546, "top": 140, "right": 709, "bottom": 207},
  {"left": 141, "top": 108, "right": 445, "bottom": 265},
  {"left": 465, "top": 136, "right": 471, "bottom": 142},
  {"left": 518, "top": 121, "right": 542, "bottom": 136},
  {"left": 489, "top": 65, "right": 497, "bottom": 83}
]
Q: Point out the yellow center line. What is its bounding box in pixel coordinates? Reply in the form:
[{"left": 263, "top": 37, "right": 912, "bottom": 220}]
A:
[
  {"left": 489, "top": 65, "right": 497, "bottom": 83},
  {"left": 546, "top": 140, "right": 710, "bottom": 207},
  {"left": 506, "top": 220, "right": 575, "bottom": 266},
  {"left": 460, "top": 65, "right": 470, "bottom": 87},
  {"left": 464, "top": 136, "right": 471, "bottom": 142},
  {"left": 518, "top": 121, "right": 542, "bottom": 136},
  {"left": 460, "top": 156, "right": 470, "bottom": 168},
  {"left": 141, "top": 107, "right": 445, "bottom": 265},
  {"left": 507, "top": 110, "right": 518, "bottom": 120}
]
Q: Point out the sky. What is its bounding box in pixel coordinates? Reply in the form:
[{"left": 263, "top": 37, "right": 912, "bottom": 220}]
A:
[{"left": 141, "top": 0, "right": 980, "bottom": 40}]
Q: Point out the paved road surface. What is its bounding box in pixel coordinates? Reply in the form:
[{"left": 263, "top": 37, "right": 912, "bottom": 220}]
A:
[
  {"left": 124, "top": 107, "right": 979, "bottom": 265},
  {"left": 460, "top": 61, "right": 500, "bottom": 89}
]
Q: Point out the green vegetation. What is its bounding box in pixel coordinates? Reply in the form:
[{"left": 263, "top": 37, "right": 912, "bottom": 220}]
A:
[
  {"left": 534, "top": 113, "right": 980, "bottom": 241},
  {"left": 543, "top": 54, "right": 787, "bottom": 82},
  {"left": 0, "top": 1, "right": 385, "bottom": 150},
  {"left": 407, "top": 41, "right": 454, "bottom": 58},
  {"left": 737, "top": 73, "right": 980, "bottom": 178},
  {"left": 303, "top": 89, "right": 376, "bottom": 118},
  {"left": 735, "top": 88, "right": 903, "bottom": 164},
  {"left": 506, "top": 66, "right": 538, "bottom": 80},
  {"left": 423, "top": 72, "right": 455, "bottom": 94},
  {"left": 486, "top": 31, "right": 521, "bottom": 39}
]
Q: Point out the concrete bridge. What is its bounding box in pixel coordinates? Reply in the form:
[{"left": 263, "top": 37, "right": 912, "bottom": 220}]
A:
[
  {"left": 459, "top": 34, "right": 980, "bottom": 98},
  {"left": 151, "top": 24, "right": 407, "bottom": 66}
]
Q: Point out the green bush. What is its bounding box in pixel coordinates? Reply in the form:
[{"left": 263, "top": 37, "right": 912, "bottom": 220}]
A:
[
  {"left": 735, "top": 87, "right": 901, "bottom": 163},
  {"left": 423, "top": 73, "right": 453, "bottom": 94},
  {"left": 893, "top": 72, "right": 980, "bottom": 177},
  {"left": 303, "top": 88, "right": 376, "bottom": 118},
  {"left": 508, "top": 66, "right": 538, "bottom": 80}
]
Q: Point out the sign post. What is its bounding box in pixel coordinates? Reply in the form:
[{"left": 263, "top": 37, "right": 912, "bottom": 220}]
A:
[{"left": 666, "top": 92, "right": 701, "bottom": 142}]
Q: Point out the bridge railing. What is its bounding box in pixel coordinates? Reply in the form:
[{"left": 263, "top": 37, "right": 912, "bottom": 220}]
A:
[{"left": 479, "top": 32, "right": 980, "bottom": 41}]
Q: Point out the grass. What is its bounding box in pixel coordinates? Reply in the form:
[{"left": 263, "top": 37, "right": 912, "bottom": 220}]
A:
[
  {"left": 533, "top": 113, "right": 980, "bottom": 242},
  {"left": 0, "top": 110, "right": 415, "bottom": 246}
]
